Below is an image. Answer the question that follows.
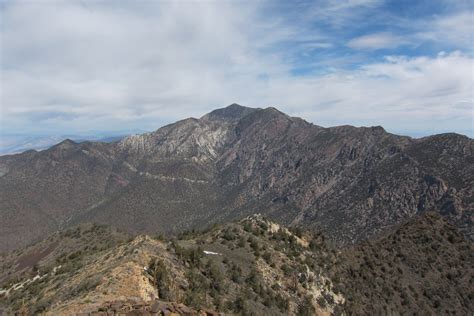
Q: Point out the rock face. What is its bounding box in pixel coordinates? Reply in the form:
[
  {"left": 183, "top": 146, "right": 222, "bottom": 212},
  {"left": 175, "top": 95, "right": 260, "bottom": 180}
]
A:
[
  {"left": 0, "top": 104, "right": 473, "bottom": 251},
  {"left": 88, "top": 299, "right": 219, "bottom": 316}
]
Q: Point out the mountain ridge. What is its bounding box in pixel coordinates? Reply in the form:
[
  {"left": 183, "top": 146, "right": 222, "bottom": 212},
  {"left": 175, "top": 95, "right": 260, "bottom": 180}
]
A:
[
  {"left": 0, "top": 212, "right": 471, "bottom": 315},
  {"left": 0, "top": 104, "right": 472, "bottom": 252}
]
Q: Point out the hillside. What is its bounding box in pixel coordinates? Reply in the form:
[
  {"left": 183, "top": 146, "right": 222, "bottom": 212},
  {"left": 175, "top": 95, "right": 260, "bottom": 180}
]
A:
[
  {"left": 0, "top": 104, "right": 473, "bottom": 252},
  {"left": 0, "top": 213, "right": 472, "bottom": 315},
  {"left": 330, "top": 212, "right": 474, "bottom": 314}
]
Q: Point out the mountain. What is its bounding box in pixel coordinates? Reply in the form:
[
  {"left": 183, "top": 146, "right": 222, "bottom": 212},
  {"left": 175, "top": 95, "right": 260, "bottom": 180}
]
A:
[
  {"left": 1, "top": 213, "right": 472, "bottom": 315},
  {"left": 329, "top": 212, "right": 473, "bottom": 314},
  {"left": 0, "top": 135, "right": 70, "bottom": 155},
  {"left": 0, "top": 104, "right": 473, "bottom": 252},
  {"left": 0, "top": 134, "right": 126, "bottom": 155}
]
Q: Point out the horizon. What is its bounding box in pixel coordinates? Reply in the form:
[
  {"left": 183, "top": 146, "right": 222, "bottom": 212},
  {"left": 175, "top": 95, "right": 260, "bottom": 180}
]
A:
[
  {"left": 1, "top": 0, "right": 473, "bottom": 139},
  {"left": 1, "top": 103, "right": 472, "bottom": 156},
  {"left": 2, "top": 103, "right": 473, "bottom": 139}
]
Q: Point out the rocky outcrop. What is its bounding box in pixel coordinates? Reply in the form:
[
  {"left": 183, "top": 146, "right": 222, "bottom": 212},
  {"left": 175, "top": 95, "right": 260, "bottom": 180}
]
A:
[
  {"left": 1, "top": 214, "right": 471, "bottom": 315},
  {"left": 82, "top": 299, "right": 219, "bottom": 316}
]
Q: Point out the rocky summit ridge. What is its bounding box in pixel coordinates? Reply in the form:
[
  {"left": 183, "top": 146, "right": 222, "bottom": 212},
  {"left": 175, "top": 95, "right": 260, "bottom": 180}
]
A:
[
  {"left": 0, "top": 104, "right": 472, "bottom": 253},
  {"left": 0, "top": 213, "right": 471, "bottom": 315}
]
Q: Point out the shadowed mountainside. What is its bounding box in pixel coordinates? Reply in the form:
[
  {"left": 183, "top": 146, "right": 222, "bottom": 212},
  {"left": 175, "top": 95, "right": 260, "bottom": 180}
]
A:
[{"left": 0, "top": 104, "right": 472, "bottom": 252}]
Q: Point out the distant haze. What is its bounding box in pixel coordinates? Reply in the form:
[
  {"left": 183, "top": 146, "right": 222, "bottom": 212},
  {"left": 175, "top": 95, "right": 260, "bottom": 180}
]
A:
[{"left": 0, "top": 134, "right": 125, "bottom": 155}]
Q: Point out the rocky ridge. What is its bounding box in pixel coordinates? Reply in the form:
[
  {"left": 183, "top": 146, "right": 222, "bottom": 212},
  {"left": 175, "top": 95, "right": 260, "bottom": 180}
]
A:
[
  {"left": 0, "top": 104, "right": 472, "bottom": 252},
  {"left": 0, "top": 213, "right": 471, "bottom": 315}
]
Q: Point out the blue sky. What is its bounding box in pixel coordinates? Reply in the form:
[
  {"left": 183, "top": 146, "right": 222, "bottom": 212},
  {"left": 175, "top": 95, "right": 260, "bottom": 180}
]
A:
[{"left": 0, "top": 0, "right": 473, "bottom": 138}]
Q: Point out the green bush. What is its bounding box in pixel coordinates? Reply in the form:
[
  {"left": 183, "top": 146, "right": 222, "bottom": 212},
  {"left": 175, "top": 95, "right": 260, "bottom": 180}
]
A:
[
  {"left": 223, "top": 229, "right": 236, "bottom": 241},
  {"left": 262, "top": 251, "right": 272, "bottom": 264},
  {"left": 148, "top": 258, "right": 171, "bottom": 300},
  {"left": 299, "top": 295, "right": 315, "bottom": 316},
  {"left": 205, "top": 261, "right": 224, "bottom": 293}
]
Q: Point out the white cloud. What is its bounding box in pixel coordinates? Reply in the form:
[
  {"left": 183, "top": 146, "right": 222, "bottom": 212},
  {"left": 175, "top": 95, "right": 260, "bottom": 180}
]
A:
[
  {"left": 0, "top": 0, "right": 473, "bottom": 137},
  {"left": 419, "top": 12, "right": 474, "bottom": 50},
  {"left": 265, "top": 52, "right": 473, "bottom": 133}
]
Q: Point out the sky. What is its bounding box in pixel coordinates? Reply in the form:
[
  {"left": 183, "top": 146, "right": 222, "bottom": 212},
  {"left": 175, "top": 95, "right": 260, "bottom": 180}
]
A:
[{"left": 0, "top": 0, "right": 473, "bottom": 138}]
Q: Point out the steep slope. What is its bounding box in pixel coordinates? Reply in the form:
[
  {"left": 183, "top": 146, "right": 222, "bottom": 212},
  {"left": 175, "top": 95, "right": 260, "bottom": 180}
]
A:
[
  {"left": 0, "top": 224, "right": 130, "bottom": 313},
  {"left": 69, "top": 107, "right": 248, "bottom": 236},
  {"left": 0, "top": 216, "right": 344, "bottom": 315},
  {"left": 213, "top": 111, "right": 473, "bottom": 244},
  {"left": 331, "top": 212, "right": 474, "bottom": 314},
  {"left": 1, "top": 214, "right": 471, "bottom": 315},
  {"left": 0, "top": 141, "right": 118, "bottom": 251},
  {"left": 0, "top": 104, "right": 472, "bottom": 252}
]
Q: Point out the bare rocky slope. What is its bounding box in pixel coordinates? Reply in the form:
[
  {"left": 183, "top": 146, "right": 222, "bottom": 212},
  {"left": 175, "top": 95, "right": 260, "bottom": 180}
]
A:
[
  {"left": 0, "top": 104, "right": 473, "bottom": 252},
  {"left": 0, "top": 213, "right": 472, "bottom": 315}
]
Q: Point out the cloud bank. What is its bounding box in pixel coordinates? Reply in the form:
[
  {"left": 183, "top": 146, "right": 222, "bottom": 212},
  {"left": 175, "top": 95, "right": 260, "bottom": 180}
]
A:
[{"left": 1, "top": 0, "right": 473, "bottom": 137}]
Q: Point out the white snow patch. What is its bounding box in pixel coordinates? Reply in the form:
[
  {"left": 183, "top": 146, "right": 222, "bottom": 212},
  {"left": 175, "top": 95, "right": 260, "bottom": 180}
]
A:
[{"left": 203, "top": 250, "right": 221, "bottom": 255}]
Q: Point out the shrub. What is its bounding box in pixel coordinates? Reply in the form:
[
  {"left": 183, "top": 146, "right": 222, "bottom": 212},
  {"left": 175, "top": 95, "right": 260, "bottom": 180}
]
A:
[
  {"left": 281, "top": 264, "right": 293, "bottom": 276},
  {"left": 230, "top": 265, "right": 242, "bottom": 284},
  {"left": 205, "top": 261, "right": 224, "bottom": 293},
  {"left": 317, "top": 296, "right": 327, "bottom": 308},
  {"left": 275, "top": 293, "right": 289, "bottom": 312},
  {"left": 148, "top": 258, "right": 171, "bottom": 300},
  {"left": 173, "top": 244, "right": 203, "bottom": 268},
  {"left": 223, "top": 229, "right": 236, "bottom": 241},
  {"left": 262, "top": 252, "right": 272, "bottom": 264},
  {"left": 299, "top": 295, "right": 315, "bottom": 316},
  {"left": 233, "top": 296, "right": 244, "bottom": 312},
  {"left": 249, "top": 238, "right": 260, "bottom": 252}
]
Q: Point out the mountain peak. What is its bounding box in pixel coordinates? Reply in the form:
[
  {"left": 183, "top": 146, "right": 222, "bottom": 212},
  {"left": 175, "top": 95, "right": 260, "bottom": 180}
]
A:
[
  {"left": 201, "top": 103, "right": 259, "bottom": 122},
  {"left": 52, "top": 138, "right": 77, "bottom": 149}
]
